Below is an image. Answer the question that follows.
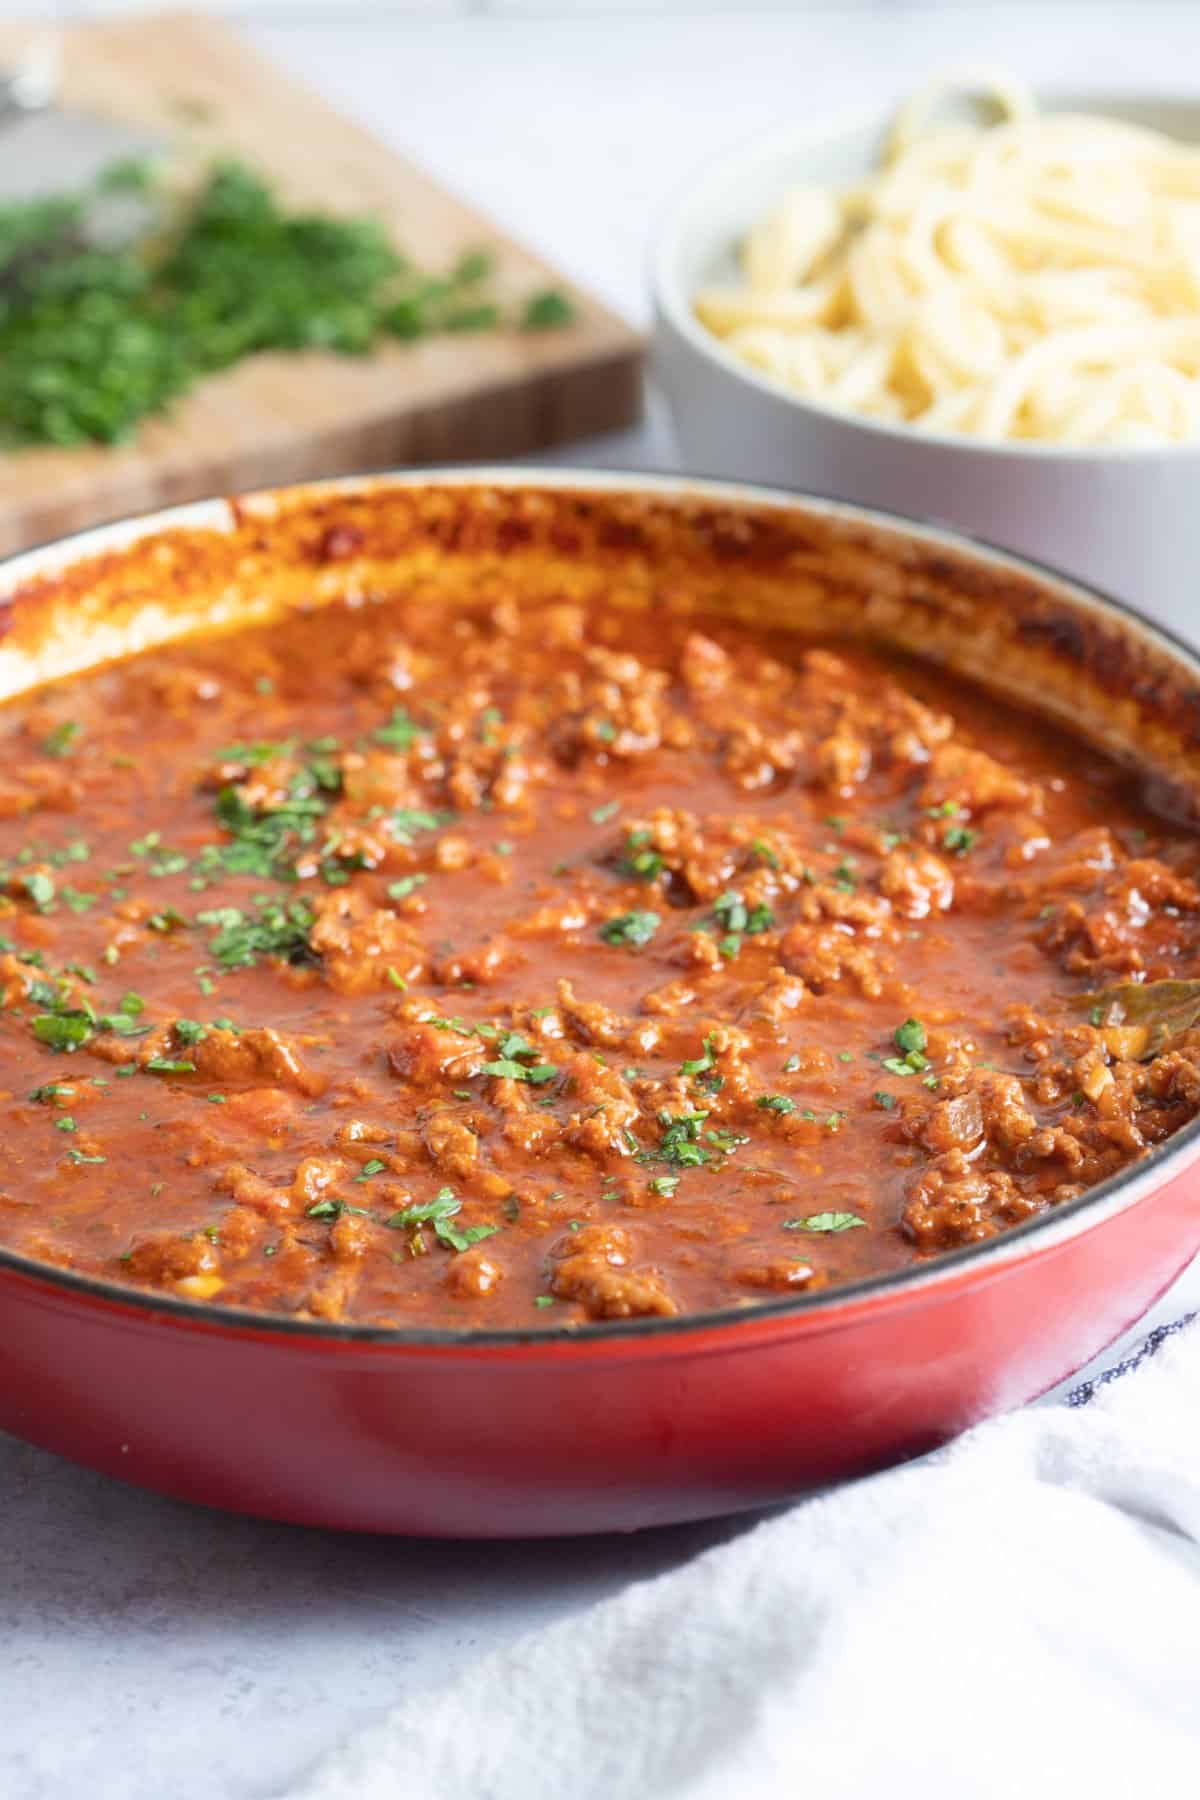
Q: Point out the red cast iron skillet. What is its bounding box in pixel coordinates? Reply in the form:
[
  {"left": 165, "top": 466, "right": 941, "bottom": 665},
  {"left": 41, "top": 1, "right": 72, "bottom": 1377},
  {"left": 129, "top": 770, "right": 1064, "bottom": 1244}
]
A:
[{"left": 1, "top": 469, "right": 1198, "bottom": 1538}]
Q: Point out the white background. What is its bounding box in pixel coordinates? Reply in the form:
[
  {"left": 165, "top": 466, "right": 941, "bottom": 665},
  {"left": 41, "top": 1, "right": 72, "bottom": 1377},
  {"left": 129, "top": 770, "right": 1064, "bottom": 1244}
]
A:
[
  {"left": 3, "top": 1, "right": 1060, "bottom": 15},
  {"left": 7, "top": 2, "right": 1198, "bottom": 335},
  {"left": 3, "top": 7, "right": 1200, "bottom": 1799}
]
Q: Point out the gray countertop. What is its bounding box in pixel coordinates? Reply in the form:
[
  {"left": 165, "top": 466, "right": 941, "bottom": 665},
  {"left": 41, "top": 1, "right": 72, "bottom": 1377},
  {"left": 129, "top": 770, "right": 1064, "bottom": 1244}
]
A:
[{"left": 6, "top": 1260, "right": 1197, "bottom": 1800}]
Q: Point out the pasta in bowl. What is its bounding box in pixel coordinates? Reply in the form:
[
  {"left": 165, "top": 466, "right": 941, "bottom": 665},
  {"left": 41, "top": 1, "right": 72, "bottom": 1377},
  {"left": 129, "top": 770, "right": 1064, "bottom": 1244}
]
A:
[
  {"left": 651, "top": 81, "right": 1200, "bottom": 634},
  {"left": 695, "top": 74, "right": 1200, "bottom": 447}
]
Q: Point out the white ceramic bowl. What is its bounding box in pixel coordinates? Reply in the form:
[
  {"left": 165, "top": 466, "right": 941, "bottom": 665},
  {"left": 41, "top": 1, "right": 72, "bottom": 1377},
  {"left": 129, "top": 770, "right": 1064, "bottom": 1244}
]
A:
[{"left": 652, "top": 91, "right": 1200, "bottom": 640}]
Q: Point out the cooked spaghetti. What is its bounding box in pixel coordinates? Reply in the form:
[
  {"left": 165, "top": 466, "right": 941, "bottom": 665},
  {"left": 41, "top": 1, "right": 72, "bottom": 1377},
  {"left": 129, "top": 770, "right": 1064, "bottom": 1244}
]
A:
[{"left": 695, "top": 74, "right": 1200, "bottom": 446}]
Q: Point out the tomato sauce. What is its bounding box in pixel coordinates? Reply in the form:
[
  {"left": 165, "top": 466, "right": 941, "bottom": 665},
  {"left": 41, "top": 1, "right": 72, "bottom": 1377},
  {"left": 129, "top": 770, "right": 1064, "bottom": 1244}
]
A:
[{"left": 0, "top": 581, "right": 1196, "bottom": 1327}]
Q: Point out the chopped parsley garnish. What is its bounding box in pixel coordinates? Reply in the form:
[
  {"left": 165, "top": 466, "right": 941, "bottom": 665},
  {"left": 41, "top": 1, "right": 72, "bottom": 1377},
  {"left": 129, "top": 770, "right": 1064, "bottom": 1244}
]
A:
[
  {"left": 756, "top": 1094, "right": 796, "bottom": 1115},
  {"left": 832, "top": 858, "right": 857, "bottom": 893},
  {"left": 883, "top": 1018, "right": 928, "bottom": 1077},
  {"left": 388, "top": 809, "right": 451, "bottom": 844},
  {"left": 173, "top": 1019, "right": 207, "bottom": 1044},
  {"left": 712, "top": 891, "right": 774, "bottom": 936},
  {"left": 649, "top": 1173, "right": 680, "bottom": 1196},
  {"left": 197, "top": 897, "right": 314, "bottom": 970},
  {"left": 145, "top": 1057, "right": 196, "bottom": 1074},
  {"left": 801, "top": 1109, "right": 846, "bottom": 1129},
  {"left": 480, "top": 1058, "right": 558, "bottom": 1084},
  {"left": 599, "top": 910, "right": 660, "bottom": 948},
  {"left": 387, "top": 874, "right": 427, "bottom": 902},
  {"left": 590, "top": 801, "right": 620, "bottom": 825},
  {"left": 386, "top": 1186, "right": 499, "bottom": 1253},
  {"left": 426, "top": 1015, "right": 477, "bottom": 1037},
  {"left": 206, "top": 754, "right": 345, "bottom": 881},
  {"left": 42, "top": 721, "right": 82, "bottom": 757},
  {"left": 618, "top": 830, "right": 664, "bottom": 882},
  {"left": 32, "top": 1010, "right": 93, "bottom": 1052},
  {"left": 784, "top": 1212, "right": 866, "bottom": 1233},
  {"left": 29, "top": 1082, "right": 73, "bottom": 1103},
  {"left": 54, "top": 1115, "right": 77, "bottom": 1132},
  {"left": 25, "top": 872, "right": 55, "bottom": 912},
  {"left": 146, "top": 907, "right": 188, "bottom": 934},
  {"left": 680, "top": 1035, "right": 718, "bottom": 1079},
  {"left": 874, "top": 1090, "right": 898, "bottom": 1111},
  {"left": 354, "top": 1158, "right": 388, "bottom": 1182},
  {"left": 147, "top": 851, "right": 189, "bottom": 878},
  {"left": 943, "top": 824, "right": 978, "bottom": 855},
  {"left": 480, "top": 1031, "right": 558, "bottom": 1084},
  {"left": 213, "top": 740, "right": 292, "bottom": 767},
  {"left": 704, "top": 1127, "right": 748, "bottom": 1154},
  {"left": 373, "top": 708, "right": 425, "bottom": 750},
  {"left": 478, "top": 706, "right": 503, "bottom": 744},
  {"left": 653, "top": 1110, "right": 711, "bottom": 1167},
  {"left": 66, "top": 1149, "right": 105, "bottom": 1165},
  {"left": 307, "top": 1198, "right": 373, "bottom": 1220}
]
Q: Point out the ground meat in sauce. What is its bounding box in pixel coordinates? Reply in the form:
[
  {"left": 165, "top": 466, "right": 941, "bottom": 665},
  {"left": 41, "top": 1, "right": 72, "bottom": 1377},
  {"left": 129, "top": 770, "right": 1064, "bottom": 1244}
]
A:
[{"left": 0, "top": 592, "right": 1198, "bottom": 1330}]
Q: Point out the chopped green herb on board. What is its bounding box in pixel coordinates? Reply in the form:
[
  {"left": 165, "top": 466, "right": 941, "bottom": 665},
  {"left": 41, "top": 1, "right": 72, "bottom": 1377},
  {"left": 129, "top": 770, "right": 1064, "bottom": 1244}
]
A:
[{"left": 0, "top": 160, "right": 576, "bottom": 449}]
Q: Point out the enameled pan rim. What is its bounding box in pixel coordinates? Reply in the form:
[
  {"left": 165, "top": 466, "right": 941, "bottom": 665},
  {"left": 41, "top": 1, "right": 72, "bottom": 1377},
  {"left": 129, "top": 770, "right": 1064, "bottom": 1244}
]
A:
[{"left": 1, "top": 465, "right": 1197, "bottom": 1352}]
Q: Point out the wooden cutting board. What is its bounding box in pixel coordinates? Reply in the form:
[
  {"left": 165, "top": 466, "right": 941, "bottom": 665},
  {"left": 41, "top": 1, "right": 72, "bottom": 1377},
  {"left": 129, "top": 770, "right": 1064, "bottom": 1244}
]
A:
[{"left": 0, "top": 11, "right": 643, "bottom": 556}]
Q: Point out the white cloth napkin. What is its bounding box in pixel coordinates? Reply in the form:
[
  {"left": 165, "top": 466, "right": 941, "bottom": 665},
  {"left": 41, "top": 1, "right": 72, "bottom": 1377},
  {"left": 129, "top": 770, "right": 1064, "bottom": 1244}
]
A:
[{"left": 292, "top": 1316, "right": 1200, "bottom": 1800}]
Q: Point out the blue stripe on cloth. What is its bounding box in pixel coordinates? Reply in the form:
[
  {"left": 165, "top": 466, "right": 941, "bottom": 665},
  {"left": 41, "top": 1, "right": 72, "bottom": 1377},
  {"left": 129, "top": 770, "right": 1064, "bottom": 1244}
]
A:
[{"left": 1066, "top": 1313, "right": 1198, "bottom": 1407}]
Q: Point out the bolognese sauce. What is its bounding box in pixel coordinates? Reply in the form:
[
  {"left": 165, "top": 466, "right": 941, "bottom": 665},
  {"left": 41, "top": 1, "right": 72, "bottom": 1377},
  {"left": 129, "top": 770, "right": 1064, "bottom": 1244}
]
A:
[{"left": 0, "top": 563, "right": 1197, "bottom": 1327}]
